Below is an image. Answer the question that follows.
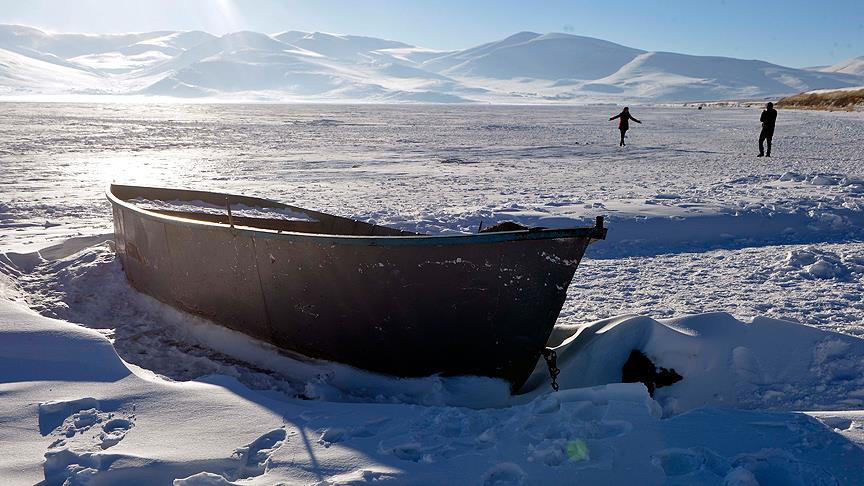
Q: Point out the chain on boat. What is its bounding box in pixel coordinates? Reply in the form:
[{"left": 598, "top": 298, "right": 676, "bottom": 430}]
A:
[{"left": 542, "top": 347, "right": 560, "bottom": 391}]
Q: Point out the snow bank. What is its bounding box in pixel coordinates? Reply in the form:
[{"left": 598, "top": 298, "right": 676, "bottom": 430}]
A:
[
  {"left": 525, "top": 312, "right": 864, "bottom": 415},
  {"left": 2, "top": 295, "right": 864, "bottom": 485},
  {"left": 592, "top": 206, "right": 864, "bottom": 258},
  {"left": 779, "top": 246, "right": 861, "bottom": 280},
  {"left": 12, "top": 236, "right": 864, "bottom": 414},
  {"left": 0, "top": 298, "right": 129, "bottom": 384},
  {"left": 3, "top": 235, "right": 864, "bottom": 484},
  {"left": 3, "top": 239, "right": 514, "bottom": 408}
]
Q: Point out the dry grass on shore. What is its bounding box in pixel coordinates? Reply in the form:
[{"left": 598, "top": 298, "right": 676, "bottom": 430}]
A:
[{"left": 777, "top": 88, "right": 864, "bottom": 111}]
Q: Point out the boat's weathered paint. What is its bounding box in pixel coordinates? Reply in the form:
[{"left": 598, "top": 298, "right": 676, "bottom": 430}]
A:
[{"left": 108, "top": 184, "right": 605, "bottom": 390}]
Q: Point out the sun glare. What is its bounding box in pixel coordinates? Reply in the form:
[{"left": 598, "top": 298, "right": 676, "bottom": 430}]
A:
[{"left": 206, "top": 0, "right": 244, "bottom": 34}]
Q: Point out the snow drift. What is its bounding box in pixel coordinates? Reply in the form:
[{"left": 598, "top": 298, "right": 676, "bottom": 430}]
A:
[{"left": 3, "top": 242, "right": 864, "bottom": 484}]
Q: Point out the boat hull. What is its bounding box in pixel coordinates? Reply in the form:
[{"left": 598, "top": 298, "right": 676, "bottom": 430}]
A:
[{"left": 108, "top": 185, "right": 603, "bottom": 390}]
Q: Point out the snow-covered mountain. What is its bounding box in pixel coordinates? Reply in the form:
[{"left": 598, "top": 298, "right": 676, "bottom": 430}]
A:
[
  {"left": 584, "top": 51, "right": 862, "bottom": 101},
  {"left": 423, "top": 32, "right": 645, "bottom": 80},
  {"left": 0, "top": 47, "right": 106, "bottom": 94},
  {"left": 0, "top": 24, "right": 861, "bottom": 102},
  {"left": 821, "top": 55, "right": 864, "bottom": 76}
]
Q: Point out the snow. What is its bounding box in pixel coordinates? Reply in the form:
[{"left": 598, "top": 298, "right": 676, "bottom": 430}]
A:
[
  {"left": 796, "top": 85, "right": 864, "bottom": 95},
  {"left": 70, "top": 50, "right": 174, "bottom": 73},
  {"left": 2, "top": 297, "right": 864, "bottom": 484},
  {"left": 375, "top": 47, "right": 454, "bottom": 65},
  {"left": 432, "top": 32, "right": 645, "bottom": 81},
  {"left": 2, "top": 103, "right": 864, "bottom": 483},
  {"left": 1, "top": 25, "right": 862, "bottom": 102},
  {"left": 0, "top": 47, "right": 106, "bottom": 94},
  {"left": 128, "top": 198, "right": 317, "bottom": 222},
  {"left": 821, "top": 56, "right": 864, "bottom": 76},
  {"left": 589, "top": 51, "right": 861, "bottom": 101}
]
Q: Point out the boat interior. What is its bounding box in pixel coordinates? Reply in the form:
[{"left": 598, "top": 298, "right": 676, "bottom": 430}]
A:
[{"left": 111, "top": 184, "right": 419, "bottom": 237}]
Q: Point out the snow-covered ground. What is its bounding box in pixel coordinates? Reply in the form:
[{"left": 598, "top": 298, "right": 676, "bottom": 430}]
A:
[{"left": 2, "top": 103, "right": 864, "bottom": 484}]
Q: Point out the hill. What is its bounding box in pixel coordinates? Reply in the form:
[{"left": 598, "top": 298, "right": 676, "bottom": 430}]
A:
[
  {"left": 777, "top": 86, "right": 864, "bottom": 111},
  {"left": 821, "top": 56, "right": 864, "bottom": 76},
  {"left": 0, "top": 24, "right": 861, "bottom": 103}
]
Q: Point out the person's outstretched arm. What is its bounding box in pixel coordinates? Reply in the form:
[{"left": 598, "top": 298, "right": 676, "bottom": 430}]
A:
[
  {"left": 610, "top": 114, "right": 621, "bottom": 121},
  {"left": 630, "top": 114, "right": 641, "bottom": 123}
]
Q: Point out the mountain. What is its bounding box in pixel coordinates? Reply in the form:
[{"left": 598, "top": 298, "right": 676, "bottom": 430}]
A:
[
  {"left": 0, "top": 25, "right": 217, "bottom": 75},
  {"left": 278, "top": 31, "right": 410, "bottom": 61},
  {"left": 0, "top": 24, "right": 861, "bottom": 103},
  {"left": 583, "top": 51, "right": 864, "bottom": 101},
  {"left": 69, "top": 31, "right": 218, "bottom": 74},
  {"left": 0, "top": 24, "right": 167, "bottom": 59},
  {"left": 821, "top": 56, "right": 864, "bottom": 76},
  {"left": 421, "top": 31, "right": 544, "bottom": 73},
  {"left": 0, "top": 47, "right": 106, "bottom": 94},
  {"left": 140, "top": 31, "right": 431, "bottom": 99},
  {"left": 425, "top": 32, "right": 645, "bottom": 80}
]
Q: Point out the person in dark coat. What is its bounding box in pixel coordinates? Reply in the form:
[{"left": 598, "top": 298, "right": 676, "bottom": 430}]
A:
[
  {"left": 758, "top": 102, "right": 777, "bottom": 157},
  {"left": 609, "top": 107, "right": 641, "bottom": 146}
]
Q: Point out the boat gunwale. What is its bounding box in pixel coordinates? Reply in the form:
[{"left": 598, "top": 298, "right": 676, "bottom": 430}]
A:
[{"left": 107, "top": 184, "right": 607, "bottom": 246}]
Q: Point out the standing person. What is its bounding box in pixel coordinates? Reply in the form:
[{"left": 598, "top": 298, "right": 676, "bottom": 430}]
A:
[
  {"left": 758, "top": 102, "right": 777, "bottom": 157},
  {"left": 609, "top": 107, "right": 641, "bottom": 146}
]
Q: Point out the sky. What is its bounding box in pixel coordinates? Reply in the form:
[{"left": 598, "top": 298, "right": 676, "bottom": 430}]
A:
[{"left": 0, "top": 0, "right": 862, "bottom": 68}]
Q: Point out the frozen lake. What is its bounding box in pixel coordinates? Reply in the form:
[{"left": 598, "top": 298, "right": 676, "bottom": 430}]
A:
[
  {"left": 2, "top": 103, "right": 864, "bottom": 484},
  {"left": 3, "top": 103, "right": 864, "bottom": 331},
  {"left": 2, "top": 102, "right": 863, "bottom": 242}
]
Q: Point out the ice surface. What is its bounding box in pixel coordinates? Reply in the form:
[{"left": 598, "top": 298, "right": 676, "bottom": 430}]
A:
[
  {"left": 2, "top": 103, "right": 864, "bottom": 484},
  {"left": 2, "top": 104, "right": 864, "bottom": 252}
]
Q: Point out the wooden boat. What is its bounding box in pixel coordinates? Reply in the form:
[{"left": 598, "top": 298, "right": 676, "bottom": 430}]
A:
[{"left": 107, "top": 184, "right": 606, "bottom": 391}]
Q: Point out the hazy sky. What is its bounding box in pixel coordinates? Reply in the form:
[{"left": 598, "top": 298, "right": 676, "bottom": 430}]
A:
[{"left": 1, "top": 0, "right": 862, "bottom": 67}]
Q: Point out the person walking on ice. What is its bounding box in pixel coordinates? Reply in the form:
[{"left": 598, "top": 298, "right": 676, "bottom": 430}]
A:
[
  {"left": 609, "top": 107, "right": 641, "bottom": 146},
  {"left": 758, "top": 102, "right": 777, "bottom": 157}
]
